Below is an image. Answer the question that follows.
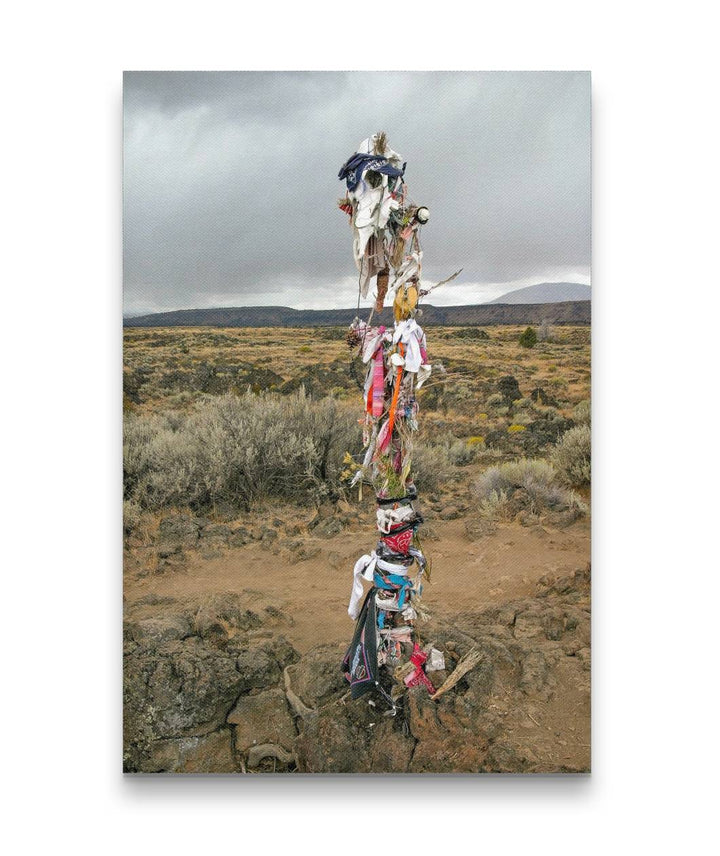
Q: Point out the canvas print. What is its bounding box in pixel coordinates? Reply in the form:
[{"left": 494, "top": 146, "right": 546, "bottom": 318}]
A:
[{"left": 123, "top": 71, "right": 591, "bottom": 774}]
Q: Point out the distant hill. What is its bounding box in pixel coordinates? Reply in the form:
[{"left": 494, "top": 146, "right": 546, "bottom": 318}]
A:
[
  {"left": 488, "top": 282, "right": 591, "bottom": 304},
  {"left": 124, "top": 301, "right": 590, "bottom": 328}
]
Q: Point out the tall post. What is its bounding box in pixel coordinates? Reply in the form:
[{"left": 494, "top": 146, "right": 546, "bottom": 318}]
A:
[{"left": 339, "top": 133, "right": 436, "bottom": 710}]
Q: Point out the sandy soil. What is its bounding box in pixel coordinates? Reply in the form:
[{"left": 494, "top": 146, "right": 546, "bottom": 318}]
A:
[{"left": 125, "top": 514, "right": 590, "bottom": 655}]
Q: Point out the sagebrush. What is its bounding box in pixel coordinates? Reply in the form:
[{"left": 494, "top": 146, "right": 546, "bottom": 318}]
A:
[
  {"left": 573, "top": 399, "right": 591, "bottom": 426},
  {"left": 551, "top": 425, "right": 591, "bottom": 486},
  {"left": 474, "top": 458, "right": 586, "bottom": 520},
  {"left": 411, "top": 443, "right": 456, "bottom": 490},
  {"left": 124, "top": 390, "right": 358, "bottom": 511}
]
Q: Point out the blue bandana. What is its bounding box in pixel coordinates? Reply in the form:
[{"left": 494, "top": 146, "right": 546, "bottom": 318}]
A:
[{"left": 338, "top": 153, "right": 406, "bottom": 192}]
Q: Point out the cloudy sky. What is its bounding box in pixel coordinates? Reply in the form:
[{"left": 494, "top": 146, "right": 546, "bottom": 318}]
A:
[{"left": 123, "top": 71, "right": 590, "bottom": 315}]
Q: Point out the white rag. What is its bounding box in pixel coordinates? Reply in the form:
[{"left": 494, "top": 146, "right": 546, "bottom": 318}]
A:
[
  {"left": 348, "top": 553, "right": 378, "bottom": 620},
  {"left": 376, "top": 504, "right": 415, "bottom": 534},
  {"left": 393, "top": 319, "right": 426, "bottom": 373},
  {"left": 348, "top": 551, "right": 411, "bottom": 619},
  {"left": 416, "top": 363, "right": 432, "bottom": 389}
]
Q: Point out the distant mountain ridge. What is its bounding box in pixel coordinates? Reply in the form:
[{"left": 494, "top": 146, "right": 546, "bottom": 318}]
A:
[
  {"left": 124, "top": 300, "right": 590, "bottom": 328},
  {"left": 488, "top": 282, "right": 591, "bottom": 304}
]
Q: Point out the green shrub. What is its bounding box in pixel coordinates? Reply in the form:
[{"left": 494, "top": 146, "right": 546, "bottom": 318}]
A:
[
  {"left": 474, "top": 458, "right": 586, "bottom": 520},
  {"left": 519, "top": 327, "right": 538, "bottom": 348},
  {"left": 551, "top": 425, "right": 591, "bottom": 486},
  {"left": 448, "top": 327, "right": 490, "bottom": 340}
]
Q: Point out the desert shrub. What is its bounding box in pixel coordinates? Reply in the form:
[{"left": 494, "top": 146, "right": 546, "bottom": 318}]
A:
[
  {"left": 573, "top": 399, "right": 591, "bottom": 426},
  {"left": 411, "top": 444, "right": 454, "bottom": 492},
  {"left": 448, "top": 327, "right": 490, "bottom": 340},
  {"left": 519, "top": 327, "right": 538, "bottom": 348},
  {"left": 537, "top": 320, "right": 554, "bottom": 342},
  {"left": 123, "top": 366, "right": 153, "bottom": 405},
  {"left": 551, "top": 425, "right": 591, "bottom": 486},
  {"left": 123, "top": 499, "right": 142, "bottom": 536},
  {"left": 476, "top": 487, "right": 512, "bottom": 519},
  {"left": 123, "top": 412, "right": 207, "bottom": 509},
  {"left": 510, "top": 410, "right": 533, "bottom": 427},
  {"left": 485, "top": 393, "right": 505, "bottom": 408},
  {"left": 530, "top": 387, "right": 559, "bottom": 408},
  {"left": 446, "top": 438, "right": 479, "bottom": 467},
  {"left": 123, "top": 389, "right": 358, "bottom": 511},
  {"left": 474, "top": 458, "right": 586, "bottom": 520},
  {"left": 317, "top": 327, "right": 346, "bottom": 341}
]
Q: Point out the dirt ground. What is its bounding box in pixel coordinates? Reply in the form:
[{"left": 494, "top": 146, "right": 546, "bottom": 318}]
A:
[{"left": 124, "top": 513, "right": 590, "bottom": 655}]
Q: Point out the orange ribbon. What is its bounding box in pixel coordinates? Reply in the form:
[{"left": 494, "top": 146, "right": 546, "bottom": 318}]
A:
[{"left": 386, "top": 343, "right": 404, "bottom": 440}]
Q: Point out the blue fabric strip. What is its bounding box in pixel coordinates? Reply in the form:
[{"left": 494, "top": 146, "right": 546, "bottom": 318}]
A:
[{"left": 373, "top": 571, "right": 413, "bottom": 608}]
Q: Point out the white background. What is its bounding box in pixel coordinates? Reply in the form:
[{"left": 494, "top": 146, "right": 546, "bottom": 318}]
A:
[{"left": 3, "top": 1, "right": 717, "bottom": 852}]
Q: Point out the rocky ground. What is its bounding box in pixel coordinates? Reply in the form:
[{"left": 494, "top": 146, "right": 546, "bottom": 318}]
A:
[
  {"left": 123, "top": 324, "right": 591, "bottom": 773},
  {"left": 124, "top": 558, "right": 590, "bottom": 774}
]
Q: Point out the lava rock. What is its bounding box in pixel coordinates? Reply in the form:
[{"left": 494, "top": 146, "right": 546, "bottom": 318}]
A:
[
  {"left": 227, "top": 687, "right": 296, "bottom": 752},
  {"left": 156, "top": 514, "right": 201, "bottom": 553},
  {"left": 496, "top": 375, "right": 522, "bottom": 406},
  {"left": 126, "top": 616, "right": 192, "bottom": 648},
  {"left": 286, "top": 644, "right": 348, "bottom": 708},
  {"left": 146, "top": 729, "right": 237, "bottom": 774}
]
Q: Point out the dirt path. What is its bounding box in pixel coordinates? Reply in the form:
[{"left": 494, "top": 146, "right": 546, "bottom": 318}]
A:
[{"left": 125, "top": 516, "right": 590, "bottom": 654}]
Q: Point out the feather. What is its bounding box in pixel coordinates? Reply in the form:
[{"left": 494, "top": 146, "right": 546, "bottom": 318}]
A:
[{"left": 373, "top": 131, "right": 388, "bottom": 156}]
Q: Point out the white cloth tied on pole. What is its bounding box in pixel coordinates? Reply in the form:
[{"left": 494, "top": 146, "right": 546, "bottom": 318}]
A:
[
  {"left": 348, "top": 551, "right": 412, "bottom": 619},
  {"left": 376, "top": 504, "right": 415, "bottom": 534},
  {"left": 349, "top": 136, "right": 404, "bottom": 294},
  {"left": 392, "top": 319, "right": 427, "bottom": 373},
  {"left": 348, "top": 553, "right": 377, "bottom": 619},
  {"left": 416, "top": 363, "right": 432, "bottom": 388}
]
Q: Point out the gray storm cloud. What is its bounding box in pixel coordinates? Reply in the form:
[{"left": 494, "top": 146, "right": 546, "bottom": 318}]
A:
[{"left": 123, "top": 71, "right": 590, "bottom": 315}]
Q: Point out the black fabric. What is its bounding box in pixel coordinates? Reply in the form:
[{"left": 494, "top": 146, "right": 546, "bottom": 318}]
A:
[
  {"left": 375, "top": 488, "right": 418, "bottom": 507},
  {"left": 382, "top": 514, "right": 424, "bottom": 536},
  {"left": 341, "top": 588, "right": 379, "bottom": 699},
  {"left": 374, "top": 544, "right": 415, "bottom": 566}
]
